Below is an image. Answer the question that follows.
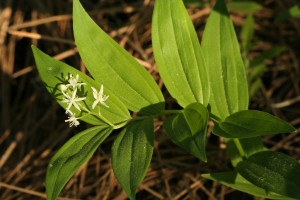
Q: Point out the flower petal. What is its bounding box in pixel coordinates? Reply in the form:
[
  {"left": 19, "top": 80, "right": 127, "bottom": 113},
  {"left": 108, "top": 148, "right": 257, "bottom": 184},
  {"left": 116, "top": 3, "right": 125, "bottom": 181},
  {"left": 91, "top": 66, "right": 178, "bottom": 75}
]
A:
[
  {"left": 73, "top": 102, "right": 81, "bottom": 111},
  {"left": 92, "top": 100, "right": 98, "bottom": 109},
  {"left": 101, "top": 101, "right": 109, "bottom": 108},
  {"left": 100, "top": 85, "right": 104, "bottom": 96},
  {"left": 91, "top": 87, "right": 98, "bottom": 99}
]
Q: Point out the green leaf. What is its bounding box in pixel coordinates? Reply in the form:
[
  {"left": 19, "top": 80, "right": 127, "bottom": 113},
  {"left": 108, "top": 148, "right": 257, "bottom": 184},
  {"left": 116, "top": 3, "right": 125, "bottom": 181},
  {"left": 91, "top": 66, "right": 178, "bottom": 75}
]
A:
[
  {"left": 152, "top": 0, "right": 210, "bottom": 107},
  {"left": 250, "top": 46, "right": 287, "bottom": 68},
  {"left": 202, "top": 0, "right": 248, "bottom": 119},
  {"left": 212, "top": 123, "right": 233, "bottom": 138},
  {"left": 237, "top": 151, "right": 300, "bottom": 199},
  {"left": 214, "top": 110, "right": 296, "bottom": 138},
  {"left": 276, "top": 4, "right": 300, "bottom": 22},
  {"left": 227, "top": 0, "right": 262, "bottom": 14},
  {"left": 73, "top": 0, "right": 164, "bottom": 115},
  {"left": 241, "top": 14, "right": 255, "bottom": 53},
  {"left": 111, "top": 118, "right": 154, "bottom": 200},
  {"left": 249, "top": 78, "right": 263, "bottom": 98},
  {"left": 46, "top": 125, "right": 113, "bottom": 200},
  {"left": 249, "top": 64, "right": 266, "bottom": 82},
  {"left": 164, "top": 103, "right": 208, "bottom": 161},
  {"left": 202, "top": 171, "right": 297, "bottom": 200},
  {"left": 32, "top": 46, "right": 131, "bottom": 126}
]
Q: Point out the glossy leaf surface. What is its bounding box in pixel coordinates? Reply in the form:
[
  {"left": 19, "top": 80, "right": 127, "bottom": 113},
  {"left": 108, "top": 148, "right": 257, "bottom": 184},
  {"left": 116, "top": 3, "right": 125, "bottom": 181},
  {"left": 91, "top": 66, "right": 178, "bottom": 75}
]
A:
[
  {"left": 32, "top": 46, "right": 131, "bottom": 126},
  {"left": 202, "top": 0, "right": 248, "bottom": 119},
  {"left": 164, "top": 103, "right": 208, "bottom": 161},
  {"left": 112, "top": 118, "right": 154, "bottom": 200},
  {"left": 214, "top": 110, "right": 296, "bottom": 138},
  {"left": 46, "top": 126, "right": 113, "bottom": 200},
  {"left": 73, "top": 0, "right": 164, "bottom": 115},
  {"left": 152, "top": 0, "right": 210, "bottom": 107},
  {"left": 237, "top": 151, "right": 300, "bottom": 199},
  {"left": 203, "top": 171, "right": 296, "bottom": 200}
]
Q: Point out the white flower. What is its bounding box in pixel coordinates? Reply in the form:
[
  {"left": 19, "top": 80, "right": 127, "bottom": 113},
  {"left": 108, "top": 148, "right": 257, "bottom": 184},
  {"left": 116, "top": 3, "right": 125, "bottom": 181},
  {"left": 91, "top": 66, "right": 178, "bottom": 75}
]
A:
[
  {"left": 60, "top": 84, "right": 68, "bottom": 92},
  {"left": 61, "top": 88, "right": 86, "bottom": 112},
  {"left": 65, "top": 112, "right": 80, "bottom": 127},
  {"left": 66, "top": 74, "right": 86, "bottom": 89},
  {"left": 91, "top": 85, "right": 109, "bottom": 109}
]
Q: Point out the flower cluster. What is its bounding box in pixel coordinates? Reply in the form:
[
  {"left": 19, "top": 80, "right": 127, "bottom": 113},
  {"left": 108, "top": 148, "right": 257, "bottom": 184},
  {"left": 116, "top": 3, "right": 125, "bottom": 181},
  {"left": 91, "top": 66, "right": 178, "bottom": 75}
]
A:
[{"left": 60, "top": 74, "right": 109, "bottom": 127}]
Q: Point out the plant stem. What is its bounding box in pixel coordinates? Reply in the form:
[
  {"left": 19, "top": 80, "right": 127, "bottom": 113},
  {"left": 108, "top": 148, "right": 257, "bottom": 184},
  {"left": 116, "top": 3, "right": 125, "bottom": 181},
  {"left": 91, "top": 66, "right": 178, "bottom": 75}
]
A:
[
  {"left": 130, "top": 109, "right": 182, "bottom": 122},
  {"left": 111, "top": 109, "right": 183, "bottom": 129},
  {"left": 163, "top": 110, "right": 182, "bottom": 115},
  {"left": 233, "top": 138, "right": 246, "bottom": 159}
]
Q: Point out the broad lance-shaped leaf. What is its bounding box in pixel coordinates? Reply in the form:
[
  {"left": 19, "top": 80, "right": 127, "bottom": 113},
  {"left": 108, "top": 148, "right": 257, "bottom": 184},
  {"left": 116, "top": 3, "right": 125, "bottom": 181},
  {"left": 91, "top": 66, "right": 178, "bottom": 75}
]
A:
[
  {"left": 202, "top": 171, "right": 296, "bottom": 200},
  {"left": 152, "top": 0, "right": 210, "bottom": 107},
  {"left": 237, "top": 151, "right": 300, "bottom": 199},
  {"left": 46, "top": 125, "right": 113, "bottom": 200},
  {"left": 202, "top": 0, "right": 248, "bottom": 120},
  {"left": 73, "top": 0, "right": 164, "bottom": 115},
  {"left": 241, "top": 14, "right": 255, "bottom": 54},
  {"left": 164, "top": 103, "right": 208, "bottom": 162},
  {"left": 213, "top": 110, "right": 296, "bottom": 138},
  {"left": 227, "top": 0, "right": 262, "bottom": 14},
  {"left": 112, "top": 118, "right": 154, "bottom": 200},
  {"left": 32, "top": 46, "right": 131, "bottom": 126}
]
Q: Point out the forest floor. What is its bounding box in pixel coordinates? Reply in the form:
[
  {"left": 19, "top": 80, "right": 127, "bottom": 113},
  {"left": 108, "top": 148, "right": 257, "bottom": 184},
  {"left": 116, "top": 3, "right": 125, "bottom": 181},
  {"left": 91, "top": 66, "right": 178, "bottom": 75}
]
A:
[{"left": 1, "top": 0, "right": 300, "bottom": 199}]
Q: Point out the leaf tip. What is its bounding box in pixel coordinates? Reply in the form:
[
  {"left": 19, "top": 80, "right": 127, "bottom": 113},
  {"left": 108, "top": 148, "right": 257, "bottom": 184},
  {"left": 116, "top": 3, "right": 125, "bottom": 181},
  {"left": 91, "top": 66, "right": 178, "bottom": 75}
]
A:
[{"left": 31, "top": 45, "right": 39, "bottom": 54}]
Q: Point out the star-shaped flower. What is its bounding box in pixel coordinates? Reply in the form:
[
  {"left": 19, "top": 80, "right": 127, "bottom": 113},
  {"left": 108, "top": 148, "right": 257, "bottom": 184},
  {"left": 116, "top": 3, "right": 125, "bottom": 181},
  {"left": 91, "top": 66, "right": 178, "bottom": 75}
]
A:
[
  {"left": 91, "top": 85, "right": 109, "bottom": 109},
  {"left": 66, "top": 74, "right": 86, "bottom": 89},
  {"left": 65, "top": 112, "right": 80, "bottom": 127},
  {"left": 61, "top": 88, "right": 86, "bottom": 112}
]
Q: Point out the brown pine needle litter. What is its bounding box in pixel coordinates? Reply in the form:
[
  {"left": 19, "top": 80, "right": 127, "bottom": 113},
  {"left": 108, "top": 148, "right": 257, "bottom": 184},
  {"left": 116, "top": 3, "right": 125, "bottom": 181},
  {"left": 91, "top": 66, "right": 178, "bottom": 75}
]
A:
[{"left": 1, "top": 0, "right": 300, "bottom": 199}]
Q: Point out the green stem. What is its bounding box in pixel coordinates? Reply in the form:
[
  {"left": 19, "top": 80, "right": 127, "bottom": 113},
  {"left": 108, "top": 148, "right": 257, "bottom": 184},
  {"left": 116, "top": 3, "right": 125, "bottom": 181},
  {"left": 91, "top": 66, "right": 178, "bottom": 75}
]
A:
[
  {"left": 111, "top": 109, "right": 183, "bottom": 129},
  {"left": 163, "top": 110, "right": 182, "bottom": 115},
  {"left": 78, "top": 101, "right": 188, "bottom": 130},
  {"left": 233, "top": 138, "right": 246, "bottom": 159},
  {"left": 129, "top": 109, "right": 182, "bottom": 122}
]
